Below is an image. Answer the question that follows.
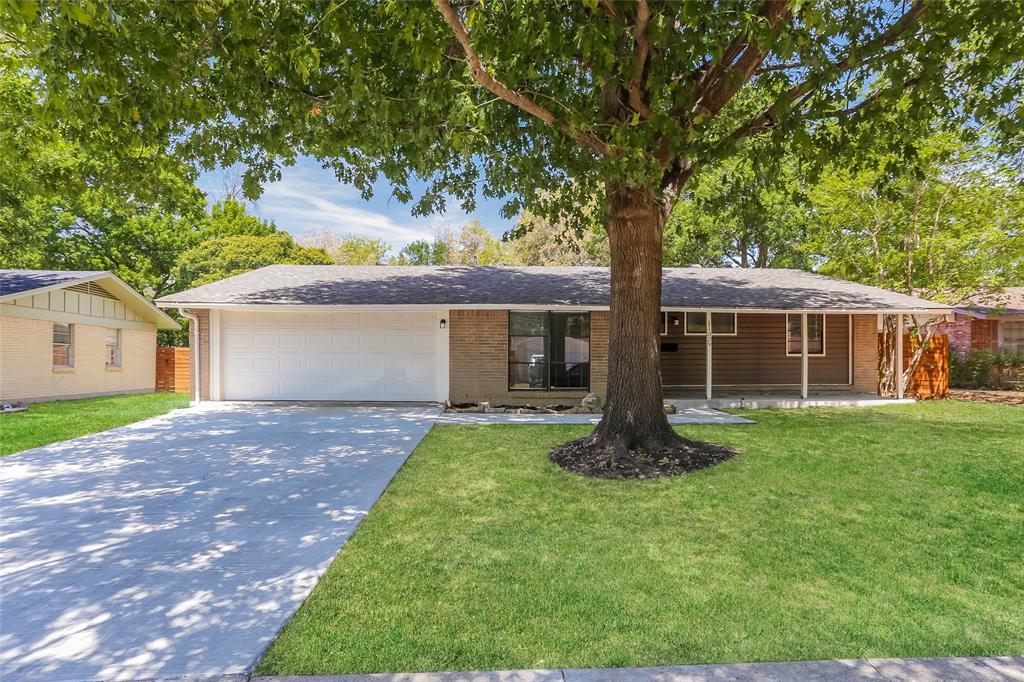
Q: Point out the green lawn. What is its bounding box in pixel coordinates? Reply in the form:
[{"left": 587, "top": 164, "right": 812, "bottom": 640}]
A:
[
  {"left": 257, "top": 401, "right": 1024, "bottom": 675},
  {"left": 0, "top": 392, "right": 189, "bottom": 456}
]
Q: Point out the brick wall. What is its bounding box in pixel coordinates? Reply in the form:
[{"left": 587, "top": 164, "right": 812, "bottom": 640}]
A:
[
  {"left": 932, "top": 314, "right": 999, "bottom": 358},
  {"left": 188, "top": 309, "right": 211, "bottom": 401},
  {"left": 851, "top": 313, "right": 879, "bottom": 394},
  {"left": 0, "top": 315, "right": 156, "bottom": 402},
  {"left": 449, "top": 309, "right": 609, "bottom": 405}
]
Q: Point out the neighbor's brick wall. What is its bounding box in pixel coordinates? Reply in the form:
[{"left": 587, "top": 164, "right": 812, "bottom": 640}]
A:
[
  {"left": 0, "top": 315, "right": 155, "bottom": 402},
  {"left": 932, "top": 314, "right": 999, "bottom": 358},
  {"left": 851, "top": 313, "right": 879, "bottom": 394},
  {"left": 189, "top": 309, "right": 211, "bottom": 401},
  {"left": 449, "top": 309, "right": 609, "bottom": 405},
  {"left": 932, "top": 314, "right": 997, "bottom": 358}
]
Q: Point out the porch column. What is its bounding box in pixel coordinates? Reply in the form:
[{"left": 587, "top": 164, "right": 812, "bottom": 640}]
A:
[
  {"left": 705, "top": 311, "right": 712, "bottom": 400},
  {"left": 896, "top": 313, "right": 905, "bottom": 399},
  {"left": 800, "top": 312, "right": 809, "bottom": 399}
]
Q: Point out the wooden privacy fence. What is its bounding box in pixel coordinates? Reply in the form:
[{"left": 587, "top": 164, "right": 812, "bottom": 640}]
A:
[
  {"left": 878, "top": 332, "right": 949, "bottom": 399},
  {"left": 156, "top": 347, "right": 190, "bottom": 394}
]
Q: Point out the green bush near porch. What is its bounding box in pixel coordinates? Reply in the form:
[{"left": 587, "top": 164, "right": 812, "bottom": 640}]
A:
[{"left": 257, "top": 401, "right": 1023, "bottom": 675}]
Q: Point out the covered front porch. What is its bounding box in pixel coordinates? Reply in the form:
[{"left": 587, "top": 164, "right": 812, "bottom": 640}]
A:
[{"left": 657, "top": 309, "right": 922, "bottom": 407}]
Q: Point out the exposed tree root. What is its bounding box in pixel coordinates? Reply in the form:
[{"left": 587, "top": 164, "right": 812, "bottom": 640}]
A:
[{"left": 550, "top": 434, "right": 737, "bottom": 480}]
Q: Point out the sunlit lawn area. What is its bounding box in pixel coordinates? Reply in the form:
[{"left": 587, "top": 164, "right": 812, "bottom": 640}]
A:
[
  {"left": 0, "top": 392, "right": 189, "bottom": 456},
  {"left": 258, "top": 401, "right": 1023, "bottom": 675}
]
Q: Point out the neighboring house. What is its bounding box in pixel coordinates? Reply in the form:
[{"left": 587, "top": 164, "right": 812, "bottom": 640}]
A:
[
  {"left": 933, "top": 288, "right": 1024, "bottom": 357},
  {"left": 155, "top": 265, "right": 949, "bottom": 404},
  {"left": 0, "top": 270, "right": 180, "bottom": 403}
]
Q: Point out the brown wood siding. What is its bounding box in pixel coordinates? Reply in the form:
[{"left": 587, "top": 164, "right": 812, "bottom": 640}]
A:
[{"left": 660, "top": 313, "right": 850, "bottom": 386}]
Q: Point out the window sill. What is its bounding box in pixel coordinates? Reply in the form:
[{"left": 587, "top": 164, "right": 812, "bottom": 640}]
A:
[
  {"left": 508, "top": 388, "right": 590, "bottom": 393},
  {"left": 52, "top": 367, "right": 75, "bottom": 373},
  {"left": 105, "top": 366, "right": 123, "bottom": 371}
]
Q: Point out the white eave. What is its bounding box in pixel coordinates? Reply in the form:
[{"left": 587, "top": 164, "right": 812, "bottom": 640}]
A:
[{"left": 155, "top": 301, "right": 952, "bottom": 316}]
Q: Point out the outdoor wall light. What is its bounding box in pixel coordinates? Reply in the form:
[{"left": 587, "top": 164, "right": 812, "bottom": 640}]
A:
[
  {"left": 671, "top": 316, "right": 680, "bottom": 326},
  {"left": 440, "top": 318, "right": 447, "bottom": 329}
]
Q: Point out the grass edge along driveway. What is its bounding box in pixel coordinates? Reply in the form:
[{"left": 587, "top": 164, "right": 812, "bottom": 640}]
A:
[
  {"left": 256, "top": 401, "right": 1024, "bottom": 675},
  {"left": 0, "top": 392, "right": 189, "bottom": 456}
]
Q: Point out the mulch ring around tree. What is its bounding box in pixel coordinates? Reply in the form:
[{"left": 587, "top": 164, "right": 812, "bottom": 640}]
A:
[{"left": 550, "top": 435, "right": 737, "bottom": 480}]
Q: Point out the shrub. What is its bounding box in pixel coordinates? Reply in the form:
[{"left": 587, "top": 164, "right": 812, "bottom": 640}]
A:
[{"left": 950, "top": 349, "right": 1024, "bottom": 388}]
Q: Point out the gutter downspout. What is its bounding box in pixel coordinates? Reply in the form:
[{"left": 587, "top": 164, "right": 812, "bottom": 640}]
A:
[{"left": 179, "top": 308, "right": 201, "bottom": 405}]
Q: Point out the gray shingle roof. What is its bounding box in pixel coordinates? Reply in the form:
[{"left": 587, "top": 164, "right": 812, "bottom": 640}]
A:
[
  {"left": 156, "top": 265, "right": 949, "bottom": 312},
  {"left": 0, "top": 269, "right": 104, "bottom": 298},
  {"left": 959, "top": 287, "right": 1024, "bottom": 318}
]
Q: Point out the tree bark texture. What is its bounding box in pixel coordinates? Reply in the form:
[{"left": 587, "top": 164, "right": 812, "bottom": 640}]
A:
[{"left": 593, "top": 183, "right": 682, "bottom": 453}]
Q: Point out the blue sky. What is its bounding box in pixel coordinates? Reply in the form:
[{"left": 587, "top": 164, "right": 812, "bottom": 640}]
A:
[{"left": 197, "top": 156, "right": 514, "bottom": 248}]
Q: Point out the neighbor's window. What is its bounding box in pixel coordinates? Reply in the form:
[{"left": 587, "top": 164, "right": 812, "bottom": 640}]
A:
[
  {"left": 786, "top": 314, "right": 825, "bottom": 355},
  {"left": 684, "top": 312, "right": 737, "bottom": 335},
  {"left": 53, "top": 323, "right": 73, "bottom": 367},
  {"left": 509, "top": 311, "right": 590, "bottom": 390},
  {"left": 105, "top": 328, "right": 121, "bottom": 368}
]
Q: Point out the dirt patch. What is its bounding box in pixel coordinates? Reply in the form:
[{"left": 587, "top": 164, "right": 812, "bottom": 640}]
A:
[
  {"left": 948, "top": 388, "right": 1024, "bottom": 406},
  {"left": 550, "top": 435, "right": 737, "bottom": 480}
]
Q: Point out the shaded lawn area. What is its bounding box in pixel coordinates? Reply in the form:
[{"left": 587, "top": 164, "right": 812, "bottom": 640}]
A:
[
  {"left": 257, "top": 402, "right": 1024, "bottom": 675},
  {"left": 0, "top": 393, "right": 189, "bottom": 456}
]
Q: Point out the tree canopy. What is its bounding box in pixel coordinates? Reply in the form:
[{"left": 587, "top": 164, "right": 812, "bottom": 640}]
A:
[{"left": 10, "top": 1, "right": 1022, "bottom": 221}]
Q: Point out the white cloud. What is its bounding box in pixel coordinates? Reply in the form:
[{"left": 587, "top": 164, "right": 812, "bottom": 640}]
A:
[{"left": 198, "top": 157, "right": 508, "bottom": 250}]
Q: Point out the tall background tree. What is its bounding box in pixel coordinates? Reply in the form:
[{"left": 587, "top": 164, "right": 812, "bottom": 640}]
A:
[{"left": 11, "top": 0, "right": 1023, "bottom": 464}]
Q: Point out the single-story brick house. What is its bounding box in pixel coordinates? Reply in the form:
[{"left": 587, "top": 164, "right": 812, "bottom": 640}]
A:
[
  {"left": 933, "top": 288, "right": 1024, "bottom": 357},
  {"left": 0, "top": 270, "right": 180, "bottom": 403},
  {"left": 155, "top": 265, "right": 950, "bottom": 405}
]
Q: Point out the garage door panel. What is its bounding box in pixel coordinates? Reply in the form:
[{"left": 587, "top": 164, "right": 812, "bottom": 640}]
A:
[
  {"left": 332, "top": 331, "right": 356, "bottom": 350},
  {"left": 252, "top": 333, "right": 278, "bottom": 349},
  {"left": 306, "top": 332, "right": 330, "bottom": 350},
  {"left": 221, "top": 311, "right": 441, "bottom": 401},
  {"left": 383, "top": 335, "right": 410, "bottom": 351},
  {"left": 358, "top": 333, "right": 384, "bottom": 350},
  {"left": 251, "top": 356, "right": 279, "bottom": 372},
  {"left": 224, "top": 331, "right": 253, "bottom": 350}
]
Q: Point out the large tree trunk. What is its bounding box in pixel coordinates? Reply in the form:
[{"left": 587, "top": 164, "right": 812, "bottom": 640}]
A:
[{"left": 592, "top": 183, "right": 682, "bottom": 454}]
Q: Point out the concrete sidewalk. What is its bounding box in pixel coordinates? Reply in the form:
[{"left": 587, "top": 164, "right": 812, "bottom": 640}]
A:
[{"left": 256, "top": 656, "right": 1024, "bottom": 682}]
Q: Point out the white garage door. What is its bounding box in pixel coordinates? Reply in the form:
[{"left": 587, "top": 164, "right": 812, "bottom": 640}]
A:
[{"left": 220, "top": 310, "right": 443, "bottom": 401}]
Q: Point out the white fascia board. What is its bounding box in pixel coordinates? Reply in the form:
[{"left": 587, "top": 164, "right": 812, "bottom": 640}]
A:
[{"left": 158, "top": 301, "right": 953, "bottom": 316}]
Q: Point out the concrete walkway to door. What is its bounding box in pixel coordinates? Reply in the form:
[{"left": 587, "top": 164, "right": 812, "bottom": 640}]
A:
[{"left": 0, "top": 403, "right": 438, "bottom": 682}]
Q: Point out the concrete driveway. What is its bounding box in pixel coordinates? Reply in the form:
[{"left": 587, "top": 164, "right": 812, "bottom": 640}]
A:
[{"left": 0, "top": 403, "right": 438, "bottom": 681}]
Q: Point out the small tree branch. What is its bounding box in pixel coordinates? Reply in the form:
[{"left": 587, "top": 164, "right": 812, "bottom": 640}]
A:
[
  {"left": 753, "top": 61, "right": 806, "bottom": 75},
  {"left": 803, "top": 76, "right": 922, "bottom": 120},
  {"left": 434, "top": 0, "right": 615, "bottom": 157},
  {"left": 728, "top": 0, "right": 928, "bottom": 142},
  {"left": 683, "top": 0, "right": 792, "bottom": 121},
  {"left": 626, "top": 0, "right": 654, "bottom": 119}
]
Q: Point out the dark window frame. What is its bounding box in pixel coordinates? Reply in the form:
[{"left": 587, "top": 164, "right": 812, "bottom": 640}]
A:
[
  {"left": 53, "top": 322, "right": 74, "bottom": 368},
  {"left": 508, "top": 311, "right": 591, "bottom": 391},
  {"left": 682, "top": 311, "right": 737, "bottom": 336},
  {"left": 785, "top": 313, "right": 826, "bottom": 356}
]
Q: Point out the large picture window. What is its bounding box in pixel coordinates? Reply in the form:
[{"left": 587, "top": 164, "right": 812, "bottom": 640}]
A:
[
  {"left": 786, "top": 314, "right": 825, "bottom": 355},
  {"left": 509, "top": 311, "right": 590, "bottom": 390},
  {"left": 53, "top": 323, "right": 73, "bottom": 367}
]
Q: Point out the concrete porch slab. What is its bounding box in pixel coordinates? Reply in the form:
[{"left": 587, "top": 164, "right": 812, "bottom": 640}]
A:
[
  {"left": 666, "top": 394, "right": 915, "bottom": 410},
  {"left": 434, "top": 408, "right": 754, "bottom": 425}
]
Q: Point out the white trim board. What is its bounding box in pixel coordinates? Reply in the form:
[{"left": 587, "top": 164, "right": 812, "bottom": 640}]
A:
[{"left": 156, "top": 302, "right": 952, "bottom": 316}]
